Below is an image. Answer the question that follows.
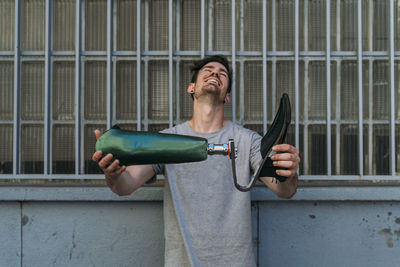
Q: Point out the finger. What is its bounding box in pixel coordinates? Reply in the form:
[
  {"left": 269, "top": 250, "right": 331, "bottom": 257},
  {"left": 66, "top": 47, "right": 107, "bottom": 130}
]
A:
[
  {"left": 92, "top": 150, "right": 103, "bottom": 162},
  {"left": 273, "top": 160, "right": 297, "bottom": 169},
  {"left": 272, "top": 144, "right": 299, "bottom": 155},
  {"left": 114, "top": 165, "right": 126, "bottom": 176},
  {"left": 106, "top": 164, "right": 126, "bottom": 181},
  {"left": 105, "top": 159, "right": 121, "bottom": 174},
  {"left": 271, "top": 152, "right": 300, "bottom": 163},
  {"left": 94, "top": 129, "right": 102, "bottom": 140},
  {"left": 98, "top": 153, "right": 113, "bottom": 169},
  {"left": 275, "top": 169, "right": 295, "bottom": 178}
]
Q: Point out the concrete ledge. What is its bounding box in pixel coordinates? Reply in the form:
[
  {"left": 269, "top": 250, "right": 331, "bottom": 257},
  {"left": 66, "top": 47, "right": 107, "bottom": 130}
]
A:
[{"left": 1, "top": 185, "right": 400, "bottom": 201}]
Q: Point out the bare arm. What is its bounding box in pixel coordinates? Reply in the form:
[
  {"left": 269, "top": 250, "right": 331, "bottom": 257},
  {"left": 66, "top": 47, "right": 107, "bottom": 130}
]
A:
[
  {"left": 92, "top": 130, "right": 156, "bottom": 196},
  {"left": 259, "top": 144, "right": 300, "bottom": 199}
]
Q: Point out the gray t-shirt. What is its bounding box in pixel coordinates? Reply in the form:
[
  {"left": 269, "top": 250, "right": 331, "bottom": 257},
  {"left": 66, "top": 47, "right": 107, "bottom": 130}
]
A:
[{"left": 153, "top": 121, "right": 262, "bottom": 267}]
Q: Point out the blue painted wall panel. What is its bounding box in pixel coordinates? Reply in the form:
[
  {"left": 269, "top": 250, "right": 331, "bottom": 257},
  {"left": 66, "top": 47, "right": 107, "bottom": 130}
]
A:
[
  {"left": 0, "top": 202, "right": 21, "bottom": 267},
  {"left": 21, "top": 202, "right": 164, "bottom": 267},
  {"left": 258, "top": 201, "right": 400, "bottom": 267}
]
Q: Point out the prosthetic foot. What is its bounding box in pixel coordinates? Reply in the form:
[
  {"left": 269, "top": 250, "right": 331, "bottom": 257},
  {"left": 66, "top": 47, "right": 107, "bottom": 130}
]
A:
[{"left": 231, "top": 93, "right": 291, "bottom": 191}]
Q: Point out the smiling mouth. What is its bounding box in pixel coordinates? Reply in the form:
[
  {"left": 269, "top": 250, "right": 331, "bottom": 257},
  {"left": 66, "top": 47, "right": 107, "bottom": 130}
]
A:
[{"left": 205, "top": 78, "right": 220, "bottom": 87}]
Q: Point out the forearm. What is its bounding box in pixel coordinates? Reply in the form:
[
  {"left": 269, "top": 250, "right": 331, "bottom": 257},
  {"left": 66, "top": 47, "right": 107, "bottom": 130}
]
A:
[
  {"left": 107, "top": 165, "right": 155, "bottom": 196},
  {"left": 260, "top": 173, "right": 298, "bottom": 199}
]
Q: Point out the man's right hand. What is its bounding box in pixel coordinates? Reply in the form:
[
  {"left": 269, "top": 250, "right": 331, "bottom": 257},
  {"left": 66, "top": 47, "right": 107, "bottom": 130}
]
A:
[{"left": 92, "top": 129, "right": 127, "bottom": 187}]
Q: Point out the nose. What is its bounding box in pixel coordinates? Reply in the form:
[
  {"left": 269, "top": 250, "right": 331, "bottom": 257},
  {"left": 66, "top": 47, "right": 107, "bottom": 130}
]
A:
[{"left": 210, "top": 69, "right": 219, "bottom": 78}]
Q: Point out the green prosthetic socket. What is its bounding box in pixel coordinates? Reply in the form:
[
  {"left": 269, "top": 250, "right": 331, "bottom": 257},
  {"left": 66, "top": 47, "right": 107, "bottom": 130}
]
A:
[{"left": 96, "top": 127, "right": 208, "bottom": 166}]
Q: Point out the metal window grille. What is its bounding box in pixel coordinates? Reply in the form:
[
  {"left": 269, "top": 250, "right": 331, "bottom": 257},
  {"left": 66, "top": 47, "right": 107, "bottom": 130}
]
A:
[{"left": 0, "top": 0, "right": 399, "bottom": 181}]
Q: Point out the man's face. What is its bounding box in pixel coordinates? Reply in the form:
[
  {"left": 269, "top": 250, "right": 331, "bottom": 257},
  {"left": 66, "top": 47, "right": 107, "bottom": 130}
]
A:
[{"left": 188, "top": 61, "right": 230, "bottom": 103}]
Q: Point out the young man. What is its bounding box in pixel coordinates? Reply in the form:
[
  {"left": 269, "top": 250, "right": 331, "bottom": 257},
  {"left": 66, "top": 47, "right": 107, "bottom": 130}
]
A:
[{"left": 92, "top": 55, "right": 300, "bottom": 266}]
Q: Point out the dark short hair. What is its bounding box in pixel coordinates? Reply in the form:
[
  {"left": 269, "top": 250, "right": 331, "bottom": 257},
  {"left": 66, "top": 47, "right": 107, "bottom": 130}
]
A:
[{"left": 190, "top": 55, "right": 232, "bottom": 94}]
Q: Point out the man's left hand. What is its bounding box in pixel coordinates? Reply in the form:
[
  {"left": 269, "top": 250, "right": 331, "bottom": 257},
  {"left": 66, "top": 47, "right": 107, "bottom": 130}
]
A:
[{"left": 270, "top": 144, "right": 300, "bottom": 180}]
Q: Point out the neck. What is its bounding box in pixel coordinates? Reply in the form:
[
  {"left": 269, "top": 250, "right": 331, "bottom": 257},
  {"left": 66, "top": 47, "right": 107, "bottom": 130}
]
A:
[{"left": 189, "top": 99, "right": 227, "bottom": 133}]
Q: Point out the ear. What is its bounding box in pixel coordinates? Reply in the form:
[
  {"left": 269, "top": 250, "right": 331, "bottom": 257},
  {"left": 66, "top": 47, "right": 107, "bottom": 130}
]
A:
[
  {"left": 224, "top": 93, "right": 231, "bottom": 104},
  {"left": 187, "top": 83, "right": 195, "bottom": 94}
]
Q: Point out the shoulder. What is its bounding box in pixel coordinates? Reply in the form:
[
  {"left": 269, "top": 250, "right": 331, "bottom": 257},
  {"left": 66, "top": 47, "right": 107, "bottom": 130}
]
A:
[
  {"left": 229, "top": 122, "right": 261, "bottom": 140},
  {"left": 159, "top": 122, "right": 188, "bottom": 134}
]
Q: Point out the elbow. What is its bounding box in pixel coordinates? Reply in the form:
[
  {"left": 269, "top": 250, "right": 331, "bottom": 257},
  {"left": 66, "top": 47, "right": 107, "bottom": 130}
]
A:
[
  {"left": 278, "top": 187, "right": 297, "bottom": 199},
  {"left": 112, "top": 186, "right": 136, "bottom": 197},
  {"left": 116, "top": 191, "right": 129, "bottom": 197}
]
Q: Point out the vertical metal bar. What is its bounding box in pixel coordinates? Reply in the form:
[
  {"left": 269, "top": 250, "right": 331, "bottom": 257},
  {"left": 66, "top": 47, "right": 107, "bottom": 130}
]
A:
[
  {"left": 176, "top": 61, "right": 180, "bottom": 124},
  {"left": 303, "top": 0, "right": 308, "bottom": 174},
  {"left": 368, "top": 60, "right": 373, "bottom": 174},
  {"left": 201, "top": 0, "right": 205, "bottom": 57},
  {"left": 389, "top": 0, "right": 395, "bottom": 175},
  {"left": 143, "top": 0, "right": 148, "bottom": 130},
  {"left": 176, "top": 0, "right": 180, "bottom": 52},
  {"left": 75, "top": 0, "right": 82, "bottom": 174},
  {"left": 13, "top": 0, "right": 21, "bottom": 175},
  {"left": 271, "top": 0, "right": 276, "bottom": 114},
  {"left": 231, "top": 0, "right": 236, "bottom": 122},
  {"left": 303, "top": 60, "right": 309, "bottom": 174},
  {"left": 336, "top": 0, "right": 341, "bottom": 174},
  {"left": 271, "top": 60, "right": 276, "bottom": 117},
  {"left": 239, "top": 0, "right": 244, "bottom": 51},
  {"left": 304, "top": 0, "right": 308, "bottom": 50},
  {"left": 262, "top": 0, "right": 267, "bottom": 134},
  {"left": 112, "top": 0, "right": 117, "bottom": 124},
  {"left": 176, "top": 1, "right": 180, "bottom": 123},
  {"left": 113, "top": 0, "right": 117, "bottom": 54},
  {"left": 272, "top": 0, "right": 276, "bottom": 51},
  {"left": 144, "top": 59, "right": 148, "bottom": 131},
  {"left": 369, "top": 0, "right": 373, "bottom": 51},
  {"left": 239, "top": 0, "right": 244, "bottom": 124},
  {"left": 44, "top": 0, "right": 52, "bottom": 174},
  {"left": 294, "top": 0, "right": 299, "bottom": 150},
  {"left": 208, "top": 0, "right": 213, "bottom": 51},
  {"left": 357, "top": 0, "right": 363, "bottom": 176},
  {"left": 169, "top": 0, "right": 173, "bottom": 128},
  {"left": 336, "top": 61, "right": 341, "bottom": 174},
  {"left": 106, "top": 0, "right": 113, "bottom": 129},
  {"left": 336, "top": 0, "right": 340, "bottom": 51},
  {"left": 326, "top": 0, "right": 332, "bottom": 175},
  {"left": 137, "top": 0, "right": 142, "bottom": 130}
]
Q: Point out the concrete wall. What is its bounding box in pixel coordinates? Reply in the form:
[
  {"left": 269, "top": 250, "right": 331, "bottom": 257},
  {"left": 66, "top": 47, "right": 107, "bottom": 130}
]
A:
[{"left": 1, "top": 186, "right": 400, "bottom": 267}]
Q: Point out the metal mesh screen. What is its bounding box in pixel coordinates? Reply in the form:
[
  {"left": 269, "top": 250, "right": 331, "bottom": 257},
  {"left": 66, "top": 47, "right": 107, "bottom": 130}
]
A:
[
  {"left": 179, "top": 61, "right": 194, "bottom": 121},
  {"left": 180, "top": 0, "right": 201, "bottom": 51},
  {"left": 213, "top": 0, "right": 231, "bottom": 51},
  {"left": 0, "top": 0, "right": 399, "bottom": 179},
  {"left": 0, "top": 0, "right": 14, "bottom": 51},
  {"left": 53, "top": 61, "right": 75, "bottom": 120},
  {"left": 52, "top": 125, "right": 75, "bottom": 174},
  {"left": 276, "top": 0, "right": 295, "bottom": 51},
  {"left": 116, "top": 61, "right": 137, "bottom": 120},
  {"left": 84, "top": 124, "right": 105, "bottom": 174},
  {"left": 373, "top": 61, "right": 390, "bottom": 120},
  {"left": 21, "top": 0, "right": 45, "bottom": 51},
  {"left": 85, "top": 0, "right": 107, "bottom": 51},
  {"left": 243, "top": 0, "right": 262, "bottom": 51},
  {"left": 116, "top": 0, "right": 137, "bottom": 51},
  {"left": 21, "top": 124, "right": 44, "bottom": 174},
  {"left": 148, "top": 0, "right": 169, "bottom": 51},
  {"left": 148, "top": 61, "right": 169, "bottom": 120},
  {"left": 0, "top": 62, "right": 14, "bottom": 120},
  {"left": 21, "top": 62, "right": 45, "bottom": 121},
  {"left": 53, "top": 0, "right": 75, "bottom": 51},
  {"left": 0, "top": 125, "right": 13, "bottom": 174},
  {"left": 244, "top": 62, "right": 263, "bottom": 121},
  {"left": 84, "top": 61, "right": 107, "bottom": 120}
]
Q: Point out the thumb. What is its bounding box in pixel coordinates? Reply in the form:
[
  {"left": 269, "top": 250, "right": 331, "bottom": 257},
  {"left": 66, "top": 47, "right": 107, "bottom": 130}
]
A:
[{"left": 94, "top": 129, "right": 102, "bottom": 140}]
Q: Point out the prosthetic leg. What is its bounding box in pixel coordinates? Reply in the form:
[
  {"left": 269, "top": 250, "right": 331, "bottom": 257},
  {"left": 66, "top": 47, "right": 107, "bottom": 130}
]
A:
[{"left": 95, "top": 94, "right": 291, "bottom": 192}]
